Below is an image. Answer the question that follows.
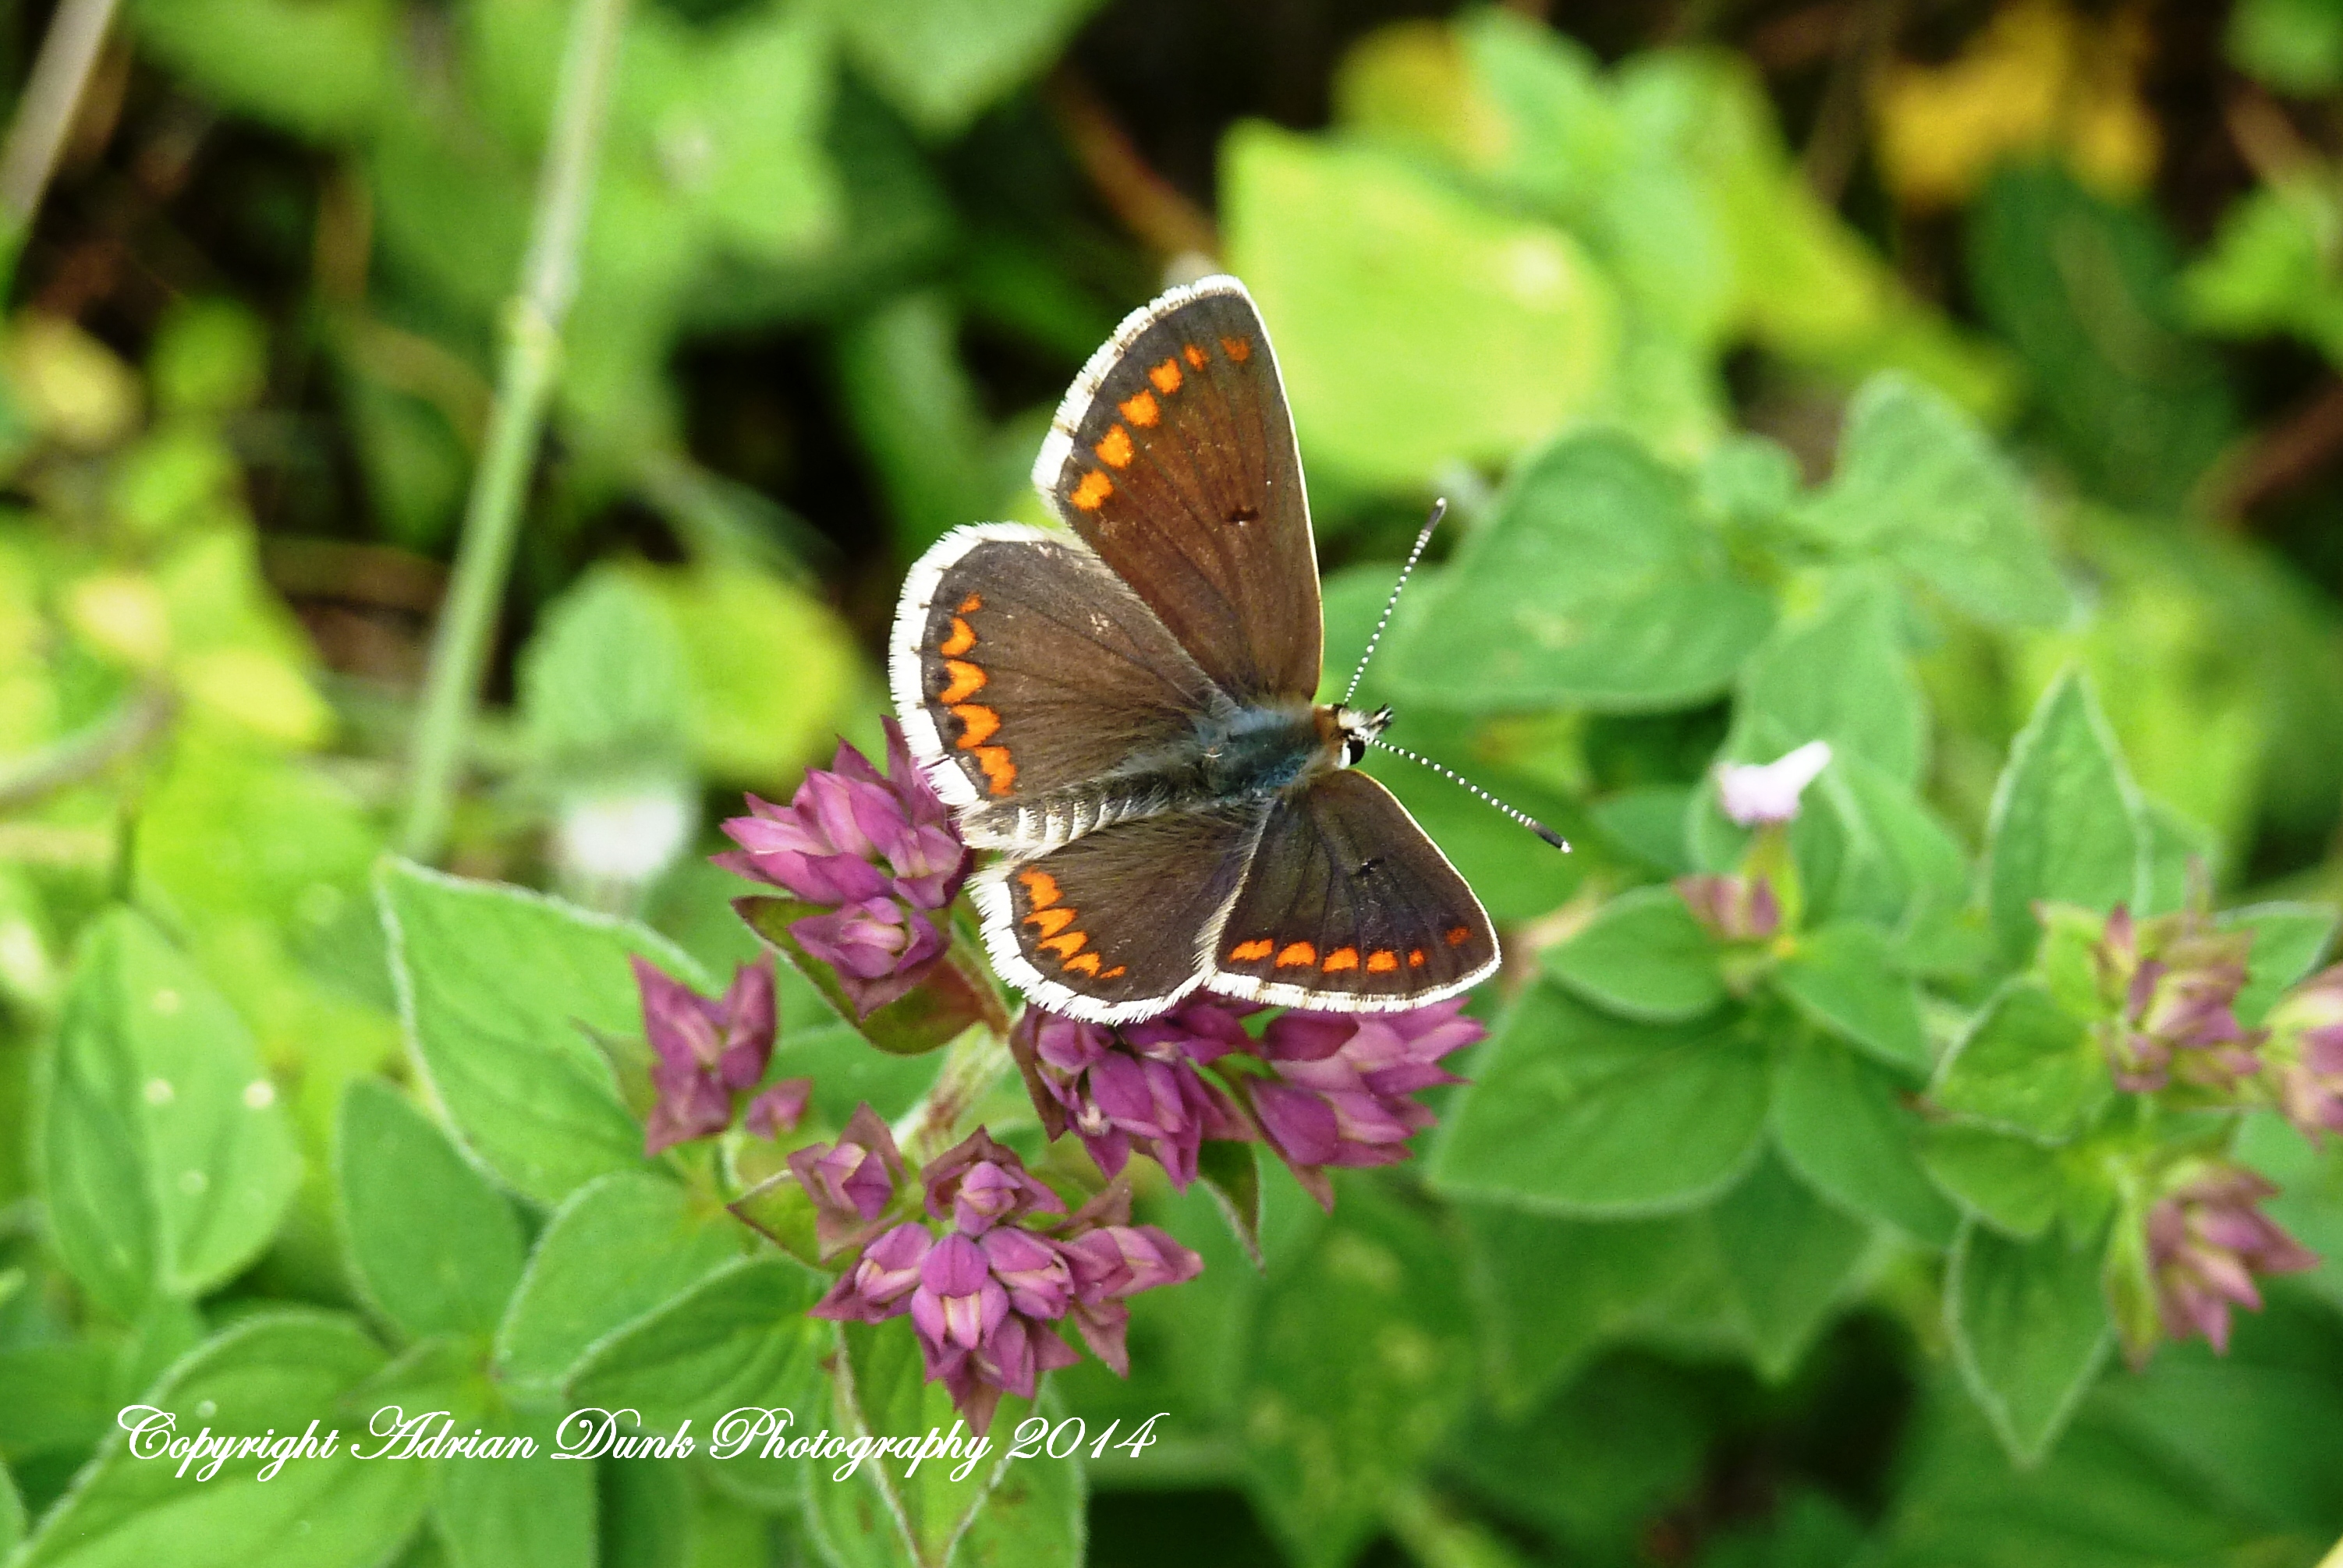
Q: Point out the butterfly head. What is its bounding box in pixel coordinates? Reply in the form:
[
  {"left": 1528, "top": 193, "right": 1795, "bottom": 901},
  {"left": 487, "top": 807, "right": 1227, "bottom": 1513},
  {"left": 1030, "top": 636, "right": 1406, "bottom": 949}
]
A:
[{"left": 1331, "top": 703, "right": 1392, "bottom": 768}]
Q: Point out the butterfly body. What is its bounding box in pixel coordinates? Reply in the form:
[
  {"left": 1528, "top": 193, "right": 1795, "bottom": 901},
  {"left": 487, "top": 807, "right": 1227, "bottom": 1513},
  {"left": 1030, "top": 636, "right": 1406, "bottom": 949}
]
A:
[{"left": 890, "top": 277, "right": 1497, "bottom": 1025}]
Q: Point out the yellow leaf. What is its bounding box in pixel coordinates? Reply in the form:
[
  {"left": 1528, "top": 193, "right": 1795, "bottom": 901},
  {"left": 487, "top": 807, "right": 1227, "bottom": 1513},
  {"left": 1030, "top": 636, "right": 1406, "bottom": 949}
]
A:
[{"left": 1873, "top": 0, "right": 2158, "bottom": 210}]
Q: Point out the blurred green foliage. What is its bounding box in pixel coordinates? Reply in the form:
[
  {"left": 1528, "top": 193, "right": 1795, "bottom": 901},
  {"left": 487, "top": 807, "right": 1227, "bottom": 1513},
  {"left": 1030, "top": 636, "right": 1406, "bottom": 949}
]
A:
[{"left": 2, "top": 2, "right": 2343, "bottom": 1567}]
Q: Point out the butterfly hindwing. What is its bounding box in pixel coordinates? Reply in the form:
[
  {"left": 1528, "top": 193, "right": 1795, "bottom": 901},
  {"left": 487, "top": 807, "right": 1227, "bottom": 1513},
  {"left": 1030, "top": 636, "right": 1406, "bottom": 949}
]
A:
[
  {"left": 890, "top": 523, "right": 1228, "bottom": 848},
  {"left": 1209, "top": 770, "right": 1498, "bottom": 1010},
  {"left": 1034, "top": 276, "right": 1321, "bottom": 703},
  {"left": 972, "top": 803, "right": 1271, "bottom": 1023}
]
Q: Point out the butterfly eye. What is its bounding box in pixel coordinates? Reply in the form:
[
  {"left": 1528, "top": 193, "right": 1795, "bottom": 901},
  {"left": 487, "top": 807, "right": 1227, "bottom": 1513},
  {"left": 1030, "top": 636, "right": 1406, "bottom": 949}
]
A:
[{"left": 1343, "top": 736, "right": 1367, "bottom": 766}]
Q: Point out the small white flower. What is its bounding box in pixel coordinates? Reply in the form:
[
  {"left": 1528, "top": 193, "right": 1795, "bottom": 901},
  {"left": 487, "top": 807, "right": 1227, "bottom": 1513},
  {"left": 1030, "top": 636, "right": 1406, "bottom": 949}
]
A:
[
  {"left": 553, "top": 783, "right": 696, "bottom": 899},
  {"left": 1717, "top": 741, "right": 1834, "bottom": 827}
]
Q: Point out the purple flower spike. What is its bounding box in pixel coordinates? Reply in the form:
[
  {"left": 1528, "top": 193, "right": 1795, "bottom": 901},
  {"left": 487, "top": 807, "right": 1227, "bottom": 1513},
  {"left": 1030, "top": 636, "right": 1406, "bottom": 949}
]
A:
[
  {"left": 789, "top": 897, "right": 948, "bottom": 1018},
  {"left": 810, "top": 1221, "right": 933, "bottom": 1323},
  {"left": 2148, "top": 1163, "right": 2317, "bottom": 1354},
  {"left": 1250, "top": 1000, "right": 1483, "bottom": 1202},
  {"left": 633, "top": 957, "right": 779, "bottom": 1156},
  {"left": 718, "top": 720, "right": 970, "bottom": 911},
  {"left": 1675, "top": 873, "right": 1781, "bottom": 944},
  {"left": 743, "top": 1078, "right": 813, "bottom": 1139},
  {"left": 1053, "top": 1192, "right": 1202, "bottom": 1375},
  {"left": 921, "top": 1129, "right": 1062, "bottom": 1234},
  {"left": 912, "top": 1232, "right": 1009, "bottom": 1355},
  {"left": 787, "top": 1103, "right": 908, "bottom": 1255},
  {"left": 1010, "top": 1002, "right": 1249, "bottom": 1188},
  {"left": 2082, "top": 904, "right": 2264, "bottom": 1096},
  {"left": 2267, "top": 964, "right": 2343, "bottom": 1140},
  {"left": 980, "top": 1226, "right": 1076, "bottom": 1320}
]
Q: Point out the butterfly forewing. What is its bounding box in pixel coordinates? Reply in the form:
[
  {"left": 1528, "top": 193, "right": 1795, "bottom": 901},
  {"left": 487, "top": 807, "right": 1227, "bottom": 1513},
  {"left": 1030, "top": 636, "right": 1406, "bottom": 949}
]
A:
[
  {"left": 1209, "top": 770, "right": 1498, "bottom": 1010},
  {"left": 1034, "top": 277, "right": 1322, "bottom": 703},
  {"left": 972, "top": 804, "right": 1272, "bottom": 1023},
  {"left": 890, "top": 523, "right": 1228, "bottom": 845}
]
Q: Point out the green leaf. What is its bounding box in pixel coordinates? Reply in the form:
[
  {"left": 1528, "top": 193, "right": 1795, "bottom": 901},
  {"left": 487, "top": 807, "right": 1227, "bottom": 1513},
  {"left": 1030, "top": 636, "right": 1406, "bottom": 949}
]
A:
[
  {"left": 494, "top": 1171, "right": 744, "bottom": 1395},
  {"left": 124, "top": 0, "right": 392, "bottom": 141},
  {"left": 1770, "top": 922, "right": 1931, "bottom": 1073},
  {"left": 431, "top": 1417, "right": 593, "bottom": 1568},
  {"left": 1802, "top": 749, "right": 1973, "bottom": 936},
  {"left": 519, "top": 568, "right": 691, "bottom": 780},
  {"left": 1430, "top": 983, "right": 1769, "bottom": 1215},
  {"left": 1736, "top": 579, "right": 1927, "bottom": 785},
  {"left": 734, "top": 895, "right": 998, "bottom": 1055},
  {"left": 565, "top": 1255, "right": 829, "bottom": 1433},
  {"left": 16, "top": 1312, "right": 431, "bottom": 1568},
  {"left": 818, "top": 0, "right": 1104, "bottom": 136},
  {"left": 0, "top": 1457, "right": 19, "bottom": 1559},
  {"left": 1970, "top": 165, "right": 2236, "bottom": 516},
  {"left": 1983, "top": 670, "right": 2145, "bottom": 966},
  {"left": 1946, "top": 1220, "right": 2114, "bottom": 1465},
  {"left": 1457, "top": 1205, "right": 1716, "bottom": 1417},
  {"left": 1224, "top": 124, "right": 1621, "bottom": 490},
  {"left": 1919, "top": 1124, "right": 2072, "bottom": 1241},
  {"left": 377, "top": 859, "right": 701, "bottom": 1205},
  {"left": 815, "top": 1319, "right": 1032, "bottom": 1568},
  {"left": 2221, "top": 901, "right": 2338, "bottom": 1026},
  {"left": 41, "top": 908, "right": 300, "bottom": 1315},
  {"left": 1196, "top": 1140, "right": 1265, "bottom": 1269},
  {"left": 2230, "top": 0, "right": 2343, "bottom": 93},
  {"left": 832, "top": 292, "right": 996, "bottom": 556},
  {"left": 599, "top": 1461, "right": 690, "bottom": 1568},
  {"left": 1543, "top": 886, "right": 1724, "bottom": 1022},
  {"left": 1769, "top": 1036, "right": 1959, "bottom": 1247},
  {"left": 1241, "top": 1180, "right": 1476, "bottom": 1568},
  {"left": 639, "top": 565, "right": 860, "bottom": 786},
  {"left": 1931, "top": 980, "right": 2110, "bottom": 1143},
  {"left": 1709, "top": 1150, "right": 1871, "bottom": 1379},
  {"left": 335, "top": 1078, "right": 526, "bottom": 1345},
  {"left": 1799, "top": 373, "right": 2068, "bottom": 628},
  {"left": 1389, "top": 433, "right": 1773, "bottom": 711},
  {"left": 952, "top": 1425, "right": 1086, "bottom": 1568}
]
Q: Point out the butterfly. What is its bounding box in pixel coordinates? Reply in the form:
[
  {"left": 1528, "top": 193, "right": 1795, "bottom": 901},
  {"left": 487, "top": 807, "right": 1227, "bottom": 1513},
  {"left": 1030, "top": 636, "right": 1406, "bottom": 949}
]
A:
[{"left": 889, "top": 275, "right": 1535, "bottom": 1025}]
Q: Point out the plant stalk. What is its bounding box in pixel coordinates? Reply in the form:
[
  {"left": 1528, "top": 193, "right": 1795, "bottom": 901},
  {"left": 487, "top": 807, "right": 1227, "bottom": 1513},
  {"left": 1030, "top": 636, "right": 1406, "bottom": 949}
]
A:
[
  {"left": 398, "top": 0, "right": 631, "bottom": 860},
  {"left": 0, "top": 0, "right": 119, "bottom": 242}
]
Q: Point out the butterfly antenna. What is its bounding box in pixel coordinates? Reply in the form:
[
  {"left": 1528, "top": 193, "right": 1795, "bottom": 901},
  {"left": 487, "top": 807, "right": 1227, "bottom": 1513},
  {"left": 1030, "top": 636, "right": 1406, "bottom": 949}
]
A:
[
  {"left": 1364, "top": 735, "right": 1571, "bottom": 851},
  {"left": 1343, "top": 498, "right": 1446, "bottom": 706}
]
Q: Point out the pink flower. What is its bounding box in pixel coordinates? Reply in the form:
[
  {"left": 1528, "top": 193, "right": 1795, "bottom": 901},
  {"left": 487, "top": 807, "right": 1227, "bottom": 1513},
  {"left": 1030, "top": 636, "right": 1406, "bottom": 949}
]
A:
[
  {"left": 1716, "top": 741, "right": 1832, "bottom": 826},
  {"left": 2146, "top": 1163, "right": 2317, "bottom": 1354},
  {"left": 2267, "top": 964, "right": 2343, "bottom": 1140},
  {"left": 786, "top": 1103, "right": 906, "bottom": 1256},
  {"left": 1675, "top": 872, "right": 1781, "bottom": 943},
  {"left": 631, "top": 957, "right": 809, "bottom": 1156},
  {"left": 920, "top": 1128, "right": 1062, "bottom": 1235},
  {"left": 2086, "top": 905, "right": 2263, "bottom": 1095},
  {"left": 810, "top": 1222, "right": 933, "bottom": 1323},
  {"left": 1249, "top": 1000, "right": 1484, "bottom": 1203},
  {"left": 715, "top": 719, "right": 969, "bottom": 911},
  {"left": 789, "top": 897, "right": 949, "bottom": 1018},
  {"left": 1011, "top": 1002, "right": 1249, "bottom": 1188}
]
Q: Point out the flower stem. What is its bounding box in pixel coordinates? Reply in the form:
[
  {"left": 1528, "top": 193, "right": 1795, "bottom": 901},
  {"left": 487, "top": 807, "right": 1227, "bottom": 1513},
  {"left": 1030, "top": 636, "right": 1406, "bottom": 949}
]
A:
[
  {"left": 897, "top": 1023, "right": 1016, "bottom": 1166},
  {"left": 0, "top": 0, "right": 119, "bottom": 253},
  {"left": 397, "top": 0, "right": 631, "bottom": 861}
]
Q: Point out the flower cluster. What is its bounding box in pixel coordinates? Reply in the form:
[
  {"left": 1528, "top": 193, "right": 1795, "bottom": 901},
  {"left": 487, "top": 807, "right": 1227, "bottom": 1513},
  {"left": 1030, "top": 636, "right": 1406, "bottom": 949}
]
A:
[
  {"left": 717, "top": 720, "right": 971, "bottom": 1015},
  {"left": 1673, "top": 742, "right": 1831, "bottom": 944},
  {"left": 630, "top": 957, "right": 811, "bottom": 1156},
  {"left": 2142, "top": 1160, "right": 2316, "bottom": 1356},
  {"left": 2266, "top": 964, "right": 2343, "bottom": 1139},
  {"left": 1010, "top": 996, "right": 1484, "bottom": 1205},
  {"left": 803, "top": 1117, "right": 1199, "bottom": 1433},
  {"left": 2082, "top": 905, "right": 2263, "bottom": 1095}
]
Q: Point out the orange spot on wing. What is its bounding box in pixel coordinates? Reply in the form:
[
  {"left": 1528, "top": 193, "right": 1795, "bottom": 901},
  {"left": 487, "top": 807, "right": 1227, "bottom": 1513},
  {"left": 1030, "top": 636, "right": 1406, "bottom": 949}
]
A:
[
  {"left": 1024, "top": 906, "right": 1076, "bottom": 939},
  {"left": 1064, "top": 952, "right": 1103, "bottom": 976},
  {"left": 1366, "top": 950, "right": 1399, "bottom": 973},
  {"left": 1149, "top": 359, "right": 1182, "bottom": 395},
  {"left": 1408, "top": 949, "right": 1427, "bottom": 968},
  {"left": 1323, "top": 947, "right": 1359, "bottom": 972},
  {"left": 1446, "top": 926, "right": 1472, "bottom": 947},
  {"left": 1039, "top": 930, "right": 1088, "bottom": 960},
  {"left": 1101, "top": 965, "right": 1126, "bottom": 979},
  {"left": 1220, "top": 334, "right": 1252, "bottom": 362},
  {"left": 938, "top": 617, "right": 976, "bottom": 656},
  {"left": 1275, "top": 942, "right": 1317, "bottom": 968},
  {"left": 950, "top": 704, "right": 999, "bottom": 748},
  {"left": 958, "top": 593, "right": 982, "bottom": 613},
  {"left": 1229, "top": 938, "right": 1274, "bottom": 963},
  {"left": 1119, "top": 390, "right": 1159, "bottom": 427},
  {"left": 938, "top": 659, "right": 986, "bottom": 703},
  {"left": 1070, "top": 470, "right": 1114, "bottom": 511},
  {"left": 1019, "top": 870, "right": 1061, "bottom": 908},
  {"left": 974, "top": 746, "right": 1016, "bottom": 795},
  {"left": 1182, "top": 343, "right": 1207, "bottom": 370},
  {"left": 1094, "top": 426, "right": 1134, "bottom": 468}
]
